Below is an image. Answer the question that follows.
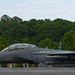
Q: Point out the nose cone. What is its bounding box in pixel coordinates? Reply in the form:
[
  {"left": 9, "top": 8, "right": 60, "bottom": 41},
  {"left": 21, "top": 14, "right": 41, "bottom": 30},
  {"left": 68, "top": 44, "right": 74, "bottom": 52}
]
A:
[
  {"left": 0, "top": 52, "right": 5, "bottom": 63},
  {"left": 0, "top": 51, "right": 13, "bottom": 63}
]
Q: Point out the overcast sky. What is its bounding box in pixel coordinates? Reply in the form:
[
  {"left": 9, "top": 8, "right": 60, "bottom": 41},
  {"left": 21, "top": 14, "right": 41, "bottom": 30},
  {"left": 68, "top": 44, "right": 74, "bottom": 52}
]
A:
[{"left": 0, "top": 0, "right": 75, "bottom": 21}]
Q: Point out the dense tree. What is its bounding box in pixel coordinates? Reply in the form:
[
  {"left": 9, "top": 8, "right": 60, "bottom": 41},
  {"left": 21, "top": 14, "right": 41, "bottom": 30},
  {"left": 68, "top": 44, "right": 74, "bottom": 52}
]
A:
[
  {"left": 0, "top": 37, "right": 8, "bottom": 50},
  {"left": 39, "top": 38, "right": 58, "bottom": 49},
  {"left": 0, "top": 14, "right": 75, "bottom": 50},
  {"left": 62, "top": 30, "right": 75, "bottom": 50},
  {"left": 1, "top": 14, "right": 11, "bottom": 24},
  {"left": 21, "top": 38, "right": 31, "bottom": 44},
  {"left": 12, "top": 16, "right": 22, "bottom": 22}
]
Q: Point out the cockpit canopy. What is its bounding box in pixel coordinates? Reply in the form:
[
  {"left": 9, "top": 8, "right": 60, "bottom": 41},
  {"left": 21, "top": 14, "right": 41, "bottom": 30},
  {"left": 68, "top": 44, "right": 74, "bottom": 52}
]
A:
[{"left": 2, "top": 43, "right": 37, "bottom": 52}]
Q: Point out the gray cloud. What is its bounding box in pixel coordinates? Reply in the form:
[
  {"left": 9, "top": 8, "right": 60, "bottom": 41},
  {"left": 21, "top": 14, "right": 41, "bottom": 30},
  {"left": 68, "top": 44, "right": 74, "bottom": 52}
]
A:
[{"left": 0, "top": 0, "right": 75, "bottom": 21}]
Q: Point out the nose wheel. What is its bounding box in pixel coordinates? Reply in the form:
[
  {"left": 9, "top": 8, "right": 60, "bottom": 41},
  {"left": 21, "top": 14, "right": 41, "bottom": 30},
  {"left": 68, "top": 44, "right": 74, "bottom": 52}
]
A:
[{"left": 22, "top": 63, "right": 29, "bottom": 68}]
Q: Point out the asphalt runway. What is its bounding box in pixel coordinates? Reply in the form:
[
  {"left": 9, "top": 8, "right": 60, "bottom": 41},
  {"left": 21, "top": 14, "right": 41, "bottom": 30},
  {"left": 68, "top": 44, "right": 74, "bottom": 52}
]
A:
[{"left": 0, "top": 68, "right": 75, "bottom": 75}]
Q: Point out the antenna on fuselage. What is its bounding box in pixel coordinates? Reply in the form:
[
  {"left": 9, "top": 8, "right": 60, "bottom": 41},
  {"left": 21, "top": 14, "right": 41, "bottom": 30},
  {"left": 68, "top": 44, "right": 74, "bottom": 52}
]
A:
[
  {"left": 46, "top": 47, "right": 48, "bottom": 49},
  {"left": 59, "top": 41, "right": 61, "bottom": 50}
]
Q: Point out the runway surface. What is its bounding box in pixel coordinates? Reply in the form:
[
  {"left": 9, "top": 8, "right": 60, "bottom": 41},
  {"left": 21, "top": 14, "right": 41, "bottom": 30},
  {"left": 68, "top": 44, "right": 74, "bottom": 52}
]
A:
[{"left": 0, "top": 68, "right": 75, "bottom": 75}]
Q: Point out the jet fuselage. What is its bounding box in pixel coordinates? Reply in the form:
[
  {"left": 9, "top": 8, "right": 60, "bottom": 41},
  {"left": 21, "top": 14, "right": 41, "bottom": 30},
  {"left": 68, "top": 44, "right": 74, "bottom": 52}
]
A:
[{"left": 1, "top": 43, "right": 75, "bottom": 67}]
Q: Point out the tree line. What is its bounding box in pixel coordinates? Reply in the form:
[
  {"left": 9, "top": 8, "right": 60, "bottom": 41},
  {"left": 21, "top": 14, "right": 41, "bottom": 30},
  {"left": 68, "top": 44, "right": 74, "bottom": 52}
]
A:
[{"left": 0, "top": 14, "right": 75, "bottom": 51}]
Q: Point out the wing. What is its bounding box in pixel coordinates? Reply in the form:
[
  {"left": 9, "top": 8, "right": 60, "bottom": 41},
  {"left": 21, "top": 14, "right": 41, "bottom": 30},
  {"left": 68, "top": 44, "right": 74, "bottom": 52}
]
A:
[
  {"left": 32, "top": 50, "right": 75, "bottom": 55},
  {"left": 32, "top": 50, "right": 75, "bottom": 61}
]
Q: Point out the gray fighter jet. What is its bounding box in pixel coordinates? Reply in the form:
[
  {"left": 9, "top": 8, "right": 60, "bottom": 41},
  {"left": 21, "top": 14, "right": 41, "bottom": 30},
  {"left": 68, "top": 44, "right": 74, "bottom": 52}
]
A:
[{"left": 1, "top": 43, "right": 75, "bottom": 67}]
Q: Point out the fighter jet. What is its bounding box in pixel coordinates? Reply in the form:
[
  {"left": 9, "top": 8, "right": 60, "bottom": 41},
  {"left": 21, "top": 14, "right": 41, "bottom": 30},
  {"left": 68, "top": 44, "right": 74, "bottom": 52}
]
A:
[{"left": 0, "top": 43, "right": 75, "bottom": 67}]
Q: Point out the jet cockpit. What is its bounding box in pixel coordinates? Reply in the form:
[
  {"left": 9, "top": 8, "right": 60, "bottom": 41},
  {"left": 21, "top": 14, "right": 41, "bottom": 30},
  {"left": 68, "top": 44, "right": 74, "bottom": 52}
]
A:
[{"left": 2, "top": 43, "right": 37, "bottom": 52}]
